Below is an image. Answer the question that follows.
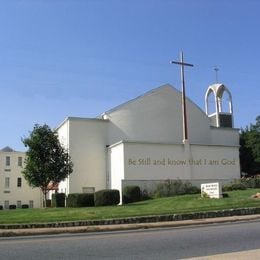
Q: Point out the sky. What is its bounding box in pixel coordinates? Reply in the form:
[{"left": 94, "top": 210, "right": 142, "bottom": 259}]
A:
[{"left": 0, "top": 0, "right": 259, "bottom": 151}]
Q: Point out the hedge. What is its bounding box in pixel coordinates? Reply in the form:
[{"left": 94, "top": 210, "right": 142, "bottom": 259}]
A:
[
  {"left": 22, "top": 204, "right": 29, "bottom": 209},
  {"left": 52, "top": 193, "right": 66, "bottom": 207},
  {"left": 9, "top": 205, "right": 16, "bottom": 210},
  {"left": 67, "top": 193, "right": 94, "bottom": 207},
  {"left": 123, "top": 186, "right": 141, "bottom": 204},
  {"left": 0, "top": 205, "right": 3, "bottom": 210},
  {"left": 94, "top": 189, "right": 120, "bottom": 206},
  {"left": 154, "top": 179, "right": 200, "bottom": 198}
]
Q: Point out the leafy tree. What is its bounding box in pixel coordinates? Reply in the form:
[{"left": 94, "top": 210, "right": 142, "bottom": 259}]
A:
[
  {"left": 240, "top": 116, "right": 260, "bottom": 175},
  {"left": 22, "top": 124, "right": 73, "bottom": 207}
]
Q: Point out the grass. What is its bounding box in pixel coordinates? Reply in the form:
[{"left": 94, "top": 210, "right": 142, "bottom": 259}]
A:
[{"left": 0, "top": 189, "right": 260, "bottom": 225}]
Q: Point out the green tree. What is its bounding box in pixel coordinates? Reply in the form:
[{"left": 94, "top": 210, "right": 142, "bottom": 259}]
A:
[
  {"left": 240, "top": 116, "right": 260, "bottom": 175},
  {"left": 22, "top": 124, "right": 73, "bottom": 207}
]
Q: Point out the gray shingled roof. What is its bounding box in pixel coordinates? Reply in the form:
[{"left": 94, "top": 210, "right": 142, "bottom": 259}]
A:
[{"left": 1, "top": 146, "right": 15, "bottom": 152}]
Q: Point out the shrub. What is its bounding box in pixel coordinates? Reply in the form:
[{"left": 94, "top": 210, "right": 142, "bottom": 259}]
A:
[
  {"left": 67, "top": 193, "right": 94, "bottom": 207},
  {"left": 94, "top": 189, "right": 120, "bottom": 206},
  {"left": 123, "top": 186, "right": 141, "bottom": 204},
  {"left": 9, "top": 205, "right": 16, "bottom": 210},
  {"left": 222, "top": 181, "right": 247, "bottom": 192},
  {"left": 0, "top": 205, "right": 3, "bottom": 210},
  {"left": 241, "top": 176, "right": 260, "bottom": 188},
  {"left": 154, "top": 179, "right": 200, "bottom": 198},
  {"left": 52, "top": 193, "right": 66, "bottom": 207},
  {"left": 222, "top": 193, "right": 229, "bottom": 198},
  {"left": 222, "top": 177, "right": 260, "bottom": 192},
  {"left": 21, "top": 204, "right": 29, "bottom": 209},
  {"left": 141, "top": 189, "right": 152, "bottom": 201}
]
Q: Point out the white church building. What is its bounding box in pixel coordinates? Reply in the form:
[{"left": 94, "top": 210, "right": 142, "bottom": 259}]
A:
[{"left": 57, "top": 83, "right": 240, "bottom": 199}]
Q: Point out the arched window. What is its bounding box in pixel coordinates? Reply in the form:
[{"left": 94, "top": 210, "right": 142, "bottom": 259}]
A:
[{"left": 205, "top": 84, "right": 233, "bottom": 128}]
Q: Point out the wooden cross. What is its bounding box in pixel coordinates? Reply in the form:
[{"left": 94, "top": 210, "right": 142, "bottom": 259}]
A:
[{"left": 171, "top": 51, "right": 194, "bottom": 142}]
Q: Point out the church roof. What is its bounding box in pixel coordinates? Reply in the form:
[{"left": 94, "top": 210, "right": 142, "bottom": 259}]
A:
[
  {"left": 101, "top": 83, "right": 207, "bottom": 119},
  {"left": 1, "top": 146, "right": 15, "bottom": 152},
  {"left": 102, "top": 84, "right": 178, "bottom": 117}
]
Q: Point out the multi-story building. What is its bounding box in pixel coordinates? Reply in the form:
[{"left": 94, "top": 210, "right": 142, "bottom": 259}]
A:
[{"left": 0, "top": 146, "right": 41, "bottom": 209}]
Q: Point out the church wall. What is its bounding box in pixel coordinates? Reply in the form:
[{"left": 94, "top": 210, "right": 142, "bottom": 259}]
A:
[
  {"left": 120, "top": 141, "right": 240, "bottom": 181},
  {"left": 62, "top": 118, "right": 108, "bottom": 194},
  {"left": 105, "top": 85, "right": 213, "bottom": 146},
  {"left": 189, "top": 144, "right": 240, "bottom": 179},
  {"left": 210, "top": 127, "right": 239, "bottom": 146},
  {"left": 123, "top": 142, "right": 186, "bottom": 180},
  {"left": 186, "top": 101, "right": 211, "bottom": 144},
  {"left": 105, "top": 86, "right": 183, "bottom": 144},
  {"left": 56, "top": 120, "right": 70, "bottom": 195},
  {"left": 108, "top": 142, "right": 125, "bottom": 203}
]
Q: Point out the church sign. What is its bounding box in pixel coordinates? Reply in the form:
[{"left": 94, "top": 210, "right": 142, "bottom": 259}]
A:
[{"left": 201, "top": 182, "right": 222, "bottom": 199}]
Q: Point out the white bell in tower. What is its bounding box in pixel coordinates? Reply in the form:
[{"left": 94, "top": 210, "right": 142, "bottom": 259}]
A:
[{"left": 205, "top": 84, "right": 234, "bottom": 128}]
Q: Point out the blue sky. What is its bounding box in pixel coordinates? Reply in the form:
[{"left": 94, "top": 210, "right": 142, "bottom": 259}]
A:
[{"left": 0, "top": 0, "right": 259, "bottom": 151}]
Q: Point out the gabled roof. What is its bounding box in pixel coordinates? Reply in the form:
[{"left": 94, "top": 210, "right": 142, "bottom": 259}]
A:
[
  {"left": 101, "top": 83, "right": 207, "bottom": 119},
  {"left": 1, "top": 146, "right": 15, "bottom": 152},
  {"left": 102, "top": 84, "right": 177, "bottom": 117}
]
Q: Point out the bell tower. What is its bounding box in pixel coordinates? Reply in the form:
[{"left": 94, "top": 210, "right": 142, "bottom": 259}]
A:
[{"left": 205, "top": 83, "right": 234, "bottom": 128}]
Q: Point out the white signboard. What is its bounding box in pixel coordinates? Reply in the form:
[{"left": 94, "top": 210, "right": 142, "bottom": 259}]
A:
[{"left": 201, "top": 182, "right": 222, "bottom": 199}]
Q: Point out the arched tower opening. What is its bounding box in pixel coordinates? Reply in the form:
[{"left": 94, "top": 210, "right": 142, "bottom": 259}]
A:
[{"left": 205, "top": 84, "right": 233, "bottom": 128}]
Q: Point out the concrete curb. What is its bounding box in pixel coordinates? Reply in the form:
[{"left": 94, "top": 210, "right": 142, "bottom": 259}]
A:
[
  {"left": 1, "top": 214, "right": 260, "bottom": 237},
  {"left": 1, "top": 207, "right": 260, "bottom": 237},
  {"left": 1, "top": 207, "right": 260, "bottom": 230}
]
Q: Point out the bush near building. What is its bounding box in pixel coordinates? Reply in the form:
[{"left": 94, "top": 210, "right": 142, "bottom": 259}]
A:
[
  {"left": 223, "top": 176, "right": 260, "bottom": 191},
  {"left": 154, "top": 179, "right": 200, "bottom": 198},
  {"left": 67, "top": 193, "right": 94, "bottom": 207},
  {"left": 123, "top": 186, "right": 141, "bottom": 204},
  {"left": 94, "top": 189, "right": 120, "bottom": 206},
  {"left": 52, "top": 193, "right": 66, "bottom": 207}
]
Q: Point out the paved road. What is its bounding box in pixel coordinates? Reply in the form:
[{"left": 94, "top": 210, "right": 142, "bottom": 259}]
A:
[{"left": 0, "top": 220, "right": 259, "bottom": 259}]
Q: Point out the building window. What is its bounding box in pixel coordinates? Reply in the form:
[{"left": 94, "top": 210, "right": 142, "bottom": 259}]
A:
[
  {"left": 17, "top": 178, "right": 22, "bottom": 187},
  {"left": 5, "top": 156, "right": 10, "bottom": 166},
  {"left": 17, "top": 201, "right": 22, "bottom": 208},
  {"left": 29, "top": 200, "right": 34, "bottom": 208},
  {"left": 18, "top": 157, "right": 23, "bottom": 167},
  {"left": 4, "top": 201, "right": 9, "bottom": 209},
  {"left": 4, "top": 177, "right": 10, "bottom": 189}
]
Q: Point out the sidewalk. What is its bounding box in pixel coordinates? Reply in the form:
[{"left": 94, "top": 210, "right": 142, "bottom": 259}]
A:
[{"left": 1, "top": 214, "right": 260, "bottom": 237}]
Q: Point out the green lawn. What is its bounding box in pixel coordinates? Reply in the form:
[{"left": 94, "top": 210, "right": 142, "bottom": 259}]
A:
[{"left": 0, "top": 189, "right": 260, "bottom": 224}]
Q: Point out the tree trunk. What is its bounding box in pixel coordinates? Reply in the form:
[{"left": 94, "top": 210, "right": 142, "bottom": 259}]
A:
[{"left": 42, "top": 188, "right": 48, "bottom": 208}]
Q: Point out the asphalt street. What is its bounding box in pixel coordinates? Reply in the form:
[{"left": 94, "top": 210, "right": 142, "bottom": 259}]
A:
[{"left": 0, "top": 220, "right": 259, "bottom": 259}]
